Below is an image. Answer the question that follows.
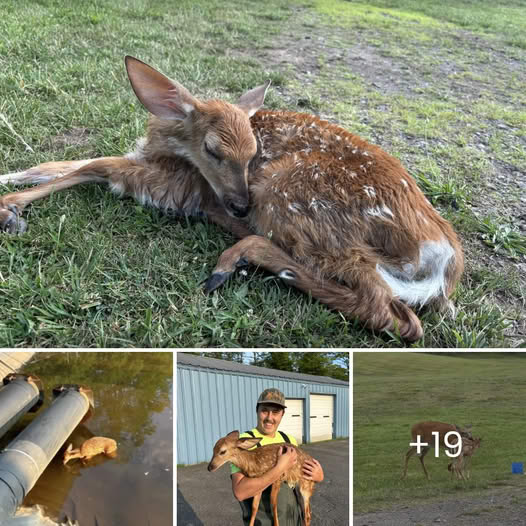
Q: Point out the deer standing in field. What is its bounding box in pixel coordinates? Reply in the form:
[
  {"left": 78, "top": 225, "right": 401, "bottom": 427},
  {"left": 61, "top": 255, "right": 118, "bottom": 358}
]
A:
[
  {"left": 0, "top": 57, "right": 464, "bottom": 341},
  {"left": 208, "top": 430, "right": 315, "bottom": 526},
  {"left": 448, "top": 436, "right": 481, "bottom": 480},
  {"left": 401, "top": 421, "right": 473, "bottom": 480}
]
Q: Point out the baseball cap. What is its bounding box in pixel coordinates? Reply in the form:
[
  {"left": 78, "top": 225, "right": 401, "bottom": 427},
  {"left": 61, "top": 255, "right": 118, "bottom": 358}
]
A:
[{"left": 257, "top": 388, "right": 287, "bottom": 408}]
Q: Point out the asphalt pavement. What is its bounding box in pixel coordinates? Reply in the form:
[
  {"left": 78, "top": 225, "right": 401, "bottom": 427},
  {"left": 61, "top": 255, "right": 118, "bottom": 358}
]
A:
[{"left": 177, "top": 438, "right": 349, "bottom": 526}]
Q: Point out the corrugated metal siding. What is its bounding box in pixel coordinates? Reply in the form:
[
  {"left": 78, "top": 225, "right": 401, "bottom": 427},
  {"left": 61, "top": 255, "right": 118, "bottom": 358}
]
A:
[{"left": 177, "top": 365, "right": 349, "bottom": 465}]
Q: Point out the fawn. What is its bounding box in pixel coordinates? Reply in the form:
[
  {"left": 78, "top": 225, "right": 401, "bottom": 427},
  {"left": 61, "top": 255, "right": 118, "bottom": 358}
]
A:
[
  {"left": 208, "top": 430, "right": 315, "bottom": 526},
  {"left": 63, "top": 436, "right": 117, "bottom": 465},
  {"left": 0, "top": 56, "right": 464, "bottom": 341},
  {"left": 402, "top": 421, "right": 473, "bottom": 480},
  {"left": 448, "top": 436, "right": 481, "bottom": 480}
]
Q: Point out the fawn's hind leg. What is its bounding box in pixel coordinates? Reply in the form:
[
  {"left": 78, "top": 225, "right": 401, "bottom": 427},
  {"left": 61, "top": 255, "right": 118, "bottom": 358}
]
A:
[
  {"left": 0, "top": 159, "right": 100, "bottom": 187},
  {"left": 204, "top": 235, "right": 423, "bottom": 341}
]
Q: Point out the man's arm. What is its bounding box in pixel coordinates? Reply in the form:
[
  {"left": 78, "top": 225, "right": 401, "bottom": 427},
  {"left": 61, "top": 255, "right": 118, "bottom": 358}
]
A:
[{"left": 231, "top": 445, "right": 297, "bottom": 501}]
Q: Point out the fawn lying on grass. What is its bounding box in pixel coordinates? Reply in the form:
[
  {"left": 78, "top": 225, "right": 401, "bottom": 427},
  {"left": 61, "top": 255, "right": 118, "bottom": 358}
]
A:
[
  {"left": 63, "top": 436, "right": 117, "bottom": 465},
  {"left": 0, "top": 56, "right": 464, "bottom": 341},
  {"left": 208, "top": 430, "right": 315, "bottom": 526}
]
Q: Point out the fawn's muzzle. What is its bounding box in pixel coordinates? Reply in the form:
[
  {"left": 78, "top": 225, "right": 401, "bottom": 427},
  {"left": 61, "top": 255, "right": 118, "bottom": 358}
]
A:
[{"left": 225, "top": 199, "right": 249, "bottom": 218}]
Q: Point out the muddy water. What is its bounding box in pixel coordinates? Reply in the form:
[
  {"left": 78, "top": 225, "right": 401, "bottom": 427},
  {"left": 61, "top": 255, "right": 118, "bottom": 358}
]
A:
[{"left": 0, "top": 352, "right": 173, "bottom": 526}]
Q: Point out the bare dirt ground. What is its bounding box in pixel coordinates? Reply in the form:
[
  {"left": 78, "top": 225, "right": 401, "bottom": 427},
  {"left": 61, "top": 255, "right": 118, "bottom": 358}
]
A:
[{"left": 354, "top": 484, "right": 526, "bottom": 526}]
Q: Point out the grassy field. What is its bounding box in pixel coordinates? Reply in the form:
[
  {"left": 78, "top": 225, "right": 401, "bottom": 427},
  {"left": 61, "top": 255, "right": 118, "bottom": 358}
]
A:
[
  {"left": 0, "top": 0, "right": 524, "bottom": 347},
  {"left": 354, "top": 352, "right": 526, "bottom": 512}
]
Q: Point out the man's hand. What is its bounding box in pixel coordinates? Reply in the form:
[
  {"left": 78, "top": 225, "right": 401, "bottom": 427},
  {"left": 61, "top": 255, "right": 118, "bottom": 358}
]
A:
[
  {"left": 302, "top": 458, "right": 324, "bottom": 482},
  {"left": 276, "top": 445, "right": 298, "bottom": 473}
]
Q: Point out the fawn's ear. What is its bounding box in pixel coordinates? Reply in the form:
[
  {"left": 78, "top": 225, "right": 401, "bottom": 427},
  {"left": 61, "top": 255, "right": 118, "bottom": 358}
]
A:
[
  {"left": 125, "top": 56, "right": 199, "bottom": 120},
  {"left": 237, "top": 437, "right": 262, "bottom": 450},
  {"left": 236, "top": 80, "right": 271, "bottom": 117}
]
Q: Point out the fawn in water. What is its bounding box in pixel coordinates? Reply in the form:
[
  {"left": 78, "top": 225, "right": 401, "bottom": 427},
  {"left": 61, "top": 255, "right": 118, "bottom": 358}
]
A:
[
  {"left": 0, "top": 56, "right": 463, "bottom": 341},
  {"left": 63, "top": 436, "right": 117, "bottom": 465},
  {"left": 208, "top": 430, "right": 315, "bottom": 526}
]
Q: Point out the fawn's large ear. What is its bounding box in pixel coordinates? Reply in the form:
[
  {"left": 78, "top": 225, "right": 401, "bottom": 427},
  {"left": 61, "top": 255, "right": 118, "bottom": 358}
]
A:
[
  {"left": 125, "top": 56, "right": 198, "bottom": 120},
  {"left": 236, "top": 80, "right": 271, "bottom": 117},
  {"left": 237, "top": 437, "right": 262, "bottom": 450}
]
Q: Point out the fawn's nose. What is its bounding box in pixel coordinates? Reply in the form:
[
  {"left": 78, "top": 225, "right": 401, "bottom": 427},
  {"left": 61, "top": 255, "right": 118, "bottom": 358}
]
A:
[{"left": 227, "top": 201, "right": 249, "bottom": 218}]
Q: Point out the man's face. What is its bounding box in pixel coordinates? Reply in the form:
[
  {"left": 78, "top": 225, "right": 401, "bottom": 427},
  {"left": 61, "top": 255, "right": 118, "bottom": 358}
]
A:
[{"left": 257, "top": 403, "right": 284, "bottom": 436}]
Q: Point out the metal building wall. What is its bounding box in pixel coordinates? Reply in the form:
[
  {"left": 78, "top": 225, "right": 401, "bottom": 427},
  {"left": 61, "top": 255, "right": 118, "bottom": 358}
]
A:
[{"left": 177, "top": 366, "right": 349, "bottom": 465}]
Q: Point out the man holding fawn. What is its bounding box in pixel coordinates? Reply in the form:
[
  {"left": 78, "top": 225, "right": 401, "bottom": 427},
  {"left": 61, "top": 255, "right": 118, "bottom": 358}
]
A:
[{"left": 230, "top": 389, "right": 324, "bottom": 526}]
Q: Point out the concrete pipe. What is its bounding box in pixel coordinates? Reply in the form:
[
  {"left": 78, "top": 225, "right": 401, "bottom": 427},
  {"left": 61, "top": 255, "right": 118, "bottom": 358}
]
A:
[
  {"left": 0, "top": 374, "right": 44, "bottom": 440},
  {"left": 0, "top": 384, "right": 94, "bottom": 525}
]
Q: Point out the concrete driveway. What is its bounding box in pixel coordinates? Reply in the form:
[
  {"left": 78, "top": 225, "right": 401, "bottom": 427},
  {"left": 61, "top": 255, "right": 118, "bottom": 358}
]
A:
[{"left": 177, "top": 439, "right": 349, "bottom": 526}]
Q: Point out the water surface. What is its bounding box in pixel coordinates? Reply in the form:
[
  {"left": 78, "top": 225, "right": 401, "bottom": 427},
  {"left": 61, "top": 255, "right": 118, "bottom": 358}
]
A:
[{"left": 1, "top": 351, "right": 173, "bottom": 526}]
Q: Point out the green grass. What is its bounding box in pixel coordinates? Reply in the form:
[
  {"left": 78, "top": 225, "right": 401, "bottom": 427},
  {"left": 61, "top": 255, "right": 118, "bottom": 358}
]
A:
[
  {"left": 354, "top": 352, "right": 526, "bottom": 512},
  {"left": 0, "top": 0, "right": 524, "bottom": 347}
]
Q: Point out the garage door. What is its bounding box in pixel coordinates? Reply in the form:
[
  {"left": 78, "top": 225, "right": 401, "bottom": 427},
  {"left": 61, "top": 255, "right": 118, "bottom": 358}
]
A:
[
  {"left": 309, "top": 394, "right": 333, "bottom": 442},
  {"left": 279, "top": 399, "right": 304, "bottom": 444}
]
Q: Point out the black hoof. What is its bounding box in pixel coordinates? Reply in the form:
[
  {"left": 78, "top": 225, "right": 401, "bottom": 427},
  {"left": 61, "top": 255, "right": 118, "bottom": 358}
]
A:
[
  {"left": 236, "top": 257, "right": 249, "bottom": 268},
  {"left": 203, "top": 271, "right": 232, "bottom": 294},
  {"left": 1, "top": 205, "right": 27, "bottom": 234}
]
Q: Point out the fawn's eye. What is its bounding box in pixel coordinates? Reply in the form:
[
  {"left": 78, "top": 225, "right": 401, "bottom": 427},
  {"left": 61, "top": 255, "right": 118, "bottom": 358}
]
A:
[{"left": 205, "top": 142, "right": 222, "bottom": 162}]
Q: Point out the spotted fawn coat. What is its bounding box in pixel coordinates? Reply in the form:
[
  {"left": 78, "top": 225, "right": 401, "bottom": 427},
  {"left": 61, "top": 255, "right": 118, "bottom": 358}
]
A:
[{"left": 0, "top": 57, "right": 463, "bottom": 341}]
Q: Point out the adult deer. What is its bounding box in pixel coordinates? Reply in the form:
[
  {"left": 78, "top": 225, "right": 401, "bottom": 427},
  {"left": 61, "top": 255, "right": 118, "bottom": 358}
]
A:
[
  {"left": 0, "top": 57, "right": 463, "bottom": 341},
  {"left": 401, "top": 421, "right": 473, "bottom": 480}
]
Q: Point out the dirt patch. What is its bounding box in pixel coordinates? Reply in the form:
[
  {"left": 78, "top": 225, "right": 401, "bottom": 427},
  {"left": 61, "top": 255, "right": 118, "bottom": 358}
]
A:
[
  {"left": 49, "top": 127, "right": 94, "bottom": 150},
  {"left": 354, "top": 485, "right": 526, "bottom": 526}
]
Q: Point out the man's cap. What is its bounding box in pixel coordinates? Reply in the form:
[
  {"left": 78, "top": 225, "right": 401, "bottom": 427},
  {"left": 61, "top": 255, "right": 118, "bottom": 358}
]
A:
[{"left": 257, "top": 388, "right": 287, "bottom": 408}]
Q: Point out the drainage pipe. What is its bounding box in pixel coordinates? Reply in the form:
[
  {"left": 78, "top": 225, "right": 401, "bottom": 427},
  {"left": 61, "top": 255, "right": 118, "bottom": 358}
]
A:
[
  {"left": 0, "top": 374, "right": 44, "bottom": 440},
  {"left": 0, "top": 384, "right": 94, "bottom": 525}
]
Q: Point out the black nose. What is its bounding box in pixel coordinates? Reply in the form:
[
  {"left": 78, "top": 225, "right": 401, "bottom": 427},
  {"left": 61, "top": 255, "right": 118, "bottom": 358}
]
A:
[{"left": 229, "top": 202, "right": 249, "bottom": 218}]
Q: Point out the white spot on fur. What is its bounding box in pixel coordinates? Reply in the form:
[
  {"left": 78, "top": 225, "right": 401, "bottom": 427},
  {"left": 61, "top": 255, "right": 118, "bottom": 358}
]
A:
[
  {"left": 401, "top": 179, "right": 409, "bottom": 188},
  {"left": 349, "top": 171, "right": 357, "bottom": 178},
  {"left": 377, "top": 238, "right": 456, "bottom": 306},
  {"left": 416, "top": 210, "right": 429, "bottom": 224},
  {"left": 366, "top": 205, "right": 394, "bottom": 219},
  {"left": 363, "top": 185, "right": 376, "bottom": 198},
  {"left": 288, "top": 203, "right": 301, "bottom": 213}
]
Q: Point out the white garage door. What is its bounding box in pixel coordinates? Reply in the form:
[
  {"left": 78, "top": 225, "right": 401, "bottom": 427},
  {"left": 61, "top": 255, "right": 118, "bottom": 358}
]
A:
[
  {"left": 309, "top": 394, "right": 333, "bottom": 442},
  {"left": 279, "top": 399, "right": 304, "bottom": 444}
]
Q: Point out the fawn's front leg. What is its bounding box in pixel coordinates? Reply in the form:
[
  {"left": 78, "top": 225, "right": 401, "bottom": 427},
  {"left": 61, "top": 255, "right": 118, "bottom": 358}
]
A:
[
  {"left": 0, "top": 157, "right": 124, "bottom": 234},
  {"left": 270, "top": 481, "right": 281, "bottom": 526},
  {"left": 248, "top": 491, "right": 262, "bottom": 526}
]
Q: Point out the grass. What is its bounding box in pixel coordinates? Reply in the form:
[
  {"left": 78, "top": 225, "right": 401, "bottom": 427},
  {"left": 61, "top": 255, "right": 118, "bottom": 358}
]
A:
[
  {"left": 354, "top": 352, "right": 526, "bottom": 512},
  {"left": 0, "top": 0, "right": 524, "bottom": 347}
]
